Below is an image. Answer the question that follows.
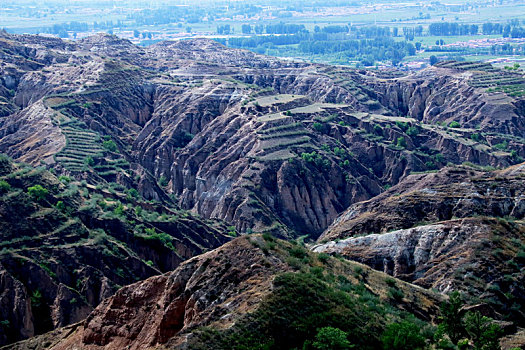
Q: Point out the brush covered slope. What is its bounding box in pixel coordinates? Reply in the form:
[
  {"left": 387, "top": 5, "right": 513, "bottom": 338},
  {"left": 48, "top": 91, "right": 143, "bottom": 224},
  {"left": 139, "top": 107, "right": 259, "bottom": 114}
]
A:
[
  {"left": 10, "top": 235, "right": 445, "bottom": 350},
  {"left": 0, "top": 155, "right": 231, "bottom": 345},
  {"left": 0, "top": 32, "right": 524, "bottom": 239},
  {"left": 315, "top": 163, "right": 525, "bottom": 332}
]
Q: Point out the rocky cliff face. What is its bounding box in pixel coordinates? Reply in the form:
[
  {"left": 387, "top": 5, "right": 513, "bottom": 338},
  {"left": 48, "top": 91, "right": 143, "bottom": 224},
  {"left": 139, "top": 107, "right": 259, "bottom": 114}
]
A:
[
  {"left": 0, "top": 32, "right": 524, "bottom": 239},
  {"left": 315, "top": 163, "right": 525, "bottom": 326},
  {"left": 319, "top": 164, "right": 525, "bottom": 240}
]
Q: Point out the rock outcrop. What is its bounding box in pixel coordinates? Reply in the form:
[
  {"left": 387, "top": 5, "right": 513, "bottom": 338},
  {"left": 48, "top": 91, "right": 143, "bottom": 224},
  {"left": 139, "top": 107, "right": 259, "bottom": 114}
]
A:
[{"left": 315, "top": 163, "right": 525, "bottom": 326}]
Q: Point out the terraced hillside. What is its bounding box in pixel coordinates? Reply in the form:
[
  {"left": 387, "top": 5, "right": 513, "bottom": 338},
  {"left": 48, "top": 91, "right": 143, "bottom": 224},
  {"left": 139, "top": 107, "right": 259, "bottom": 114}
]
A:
[
  {"left": 0, "top": 33, "right": 524, "bottom": 239},
  {"left": 0, "top": 155, "right": 231, "bottom": 345}
]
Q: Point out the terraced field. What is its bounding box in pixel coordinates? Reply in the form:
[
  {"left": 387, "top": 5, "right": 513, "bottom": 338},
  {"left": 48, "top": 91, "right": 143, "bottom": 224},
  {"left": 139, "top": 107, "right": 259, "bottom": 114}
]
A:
[
  {"left": 54, "top": 119, "right": 104, "bottom": 172},
  {"left": 253, "top": 94, "right": 305, "bottom": 107},
  {"left": 434, "top": 60, "right": 497, "bottom": 72},
  {"left": 436, "top": 60, "right": 525, "bottom": 97}
]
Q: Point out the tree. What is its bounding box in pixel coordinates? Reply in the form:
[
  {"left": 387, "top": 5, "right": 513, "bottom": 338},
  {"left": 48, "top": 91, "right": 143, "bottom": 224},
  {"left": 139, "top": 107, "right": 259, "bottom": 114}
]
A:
[
  {"left": 0, "top": 180, "right": 10, "bottom": 194},
  {"left": 381, "top": 321, "right": 426, "bottom": 350},
  {"left": 464, "top": 311, "right": 503, "bottom": 350},
  {"left": 103, "top": 139, "right": 117, "bottom": 152},
  {"left": 439, "top": 291, "right": 466, "bottom": 345},
  {"left": 396, "top": 137, "right": 407, "bottom": 148},
  {"left": 113, "top": 202, "right": 125, "bottom": 216},
  {"left": 27, "top": 185, "right": 48, "bottom": 202},
  {"left": 133, "top": 29, "right": 140, "bottom": 38},
  {"left": 312, "top": 327, "right": 353, "bottom": 350},
  {"left": 430, "top": 55, "right": 439, "bottom": 66},
  {"left": 55, "top": 201, "right": 65, "bottom": 212},
  {"left": 415, "top": 42, "right": 422, "bottom": 51}
]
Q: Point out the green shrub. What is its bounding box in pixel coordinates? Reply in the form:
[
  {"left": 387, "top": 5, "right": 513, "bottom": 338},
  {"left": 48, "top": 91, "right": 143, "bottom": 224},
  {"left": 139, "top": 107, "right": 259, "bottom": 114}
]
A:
[
  {"left": 55, "top": 201, "right": 65, "bottom": 211},
  {"left": 58, "top": 175, "right": 71, "bottom": 184},
  {"left": 159, "top": 176, "right": 168, "bottom": 187},
  {"left": 0, "top": 180, "right": 11, "bottom": 194},
  {"left": 381, "top": 321, "right": 426, "bottom": 350},
  {"left": 31, "top": 290, "right": 43, "bottom": 308},
  {"left": 388, "top": 287, "right": 404, "bottom": 301},
  {"left": 463, "top": 311, "right": 503, "bottom": 350},
  {"left": 395, "top": 121, "right": 409, "bottom": 131},
  {"left": 470, "top": 133, "right": 482, "bottom": 142},
  {"left": 448, "top": 121, "right": 461, "bottom": 128},
  {"left": 492, "top": 141, "right": 508, "bottom": 151},
  {"left": 113, "top": 202, "right": 125, "bottom": 216},
  {"left": 318, "top": 253, "right": 330, "bottom": 264},
  {"left": 27, "top": 185, "right": 48, "bottom": 201},
  {"left": 313, "top": 327, "right": 352, "bottom": 350},
  {"left": 127, "top": 188, "right": 139, "bottom": 199},
  {"left": 0, "top": 320, "right": 10, "bottom": 330},
  {"left": 262, "top": 233, "right": 274, "bottom": 241},
  {"left": 103, "top": 139, "right": 118, "bottom": 152},
  {"left": 396, "top": 137, "right": 407, "bottom": 148},
  {"left": 406, "top": 126, "right": 419, "bottom": 136},
  {"left": 313, "top": 122, "right": 325, "bottom": 133}
]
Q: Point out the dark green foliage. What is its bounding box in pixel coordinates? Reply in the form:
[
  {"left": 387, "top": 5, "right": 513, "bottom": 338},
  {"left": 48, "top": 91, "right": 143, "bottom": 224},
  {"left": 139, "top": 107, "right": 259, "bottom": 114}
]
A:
[
  {"left": 388, "top": 287, "right": 404, "bottom": 301},
  {"left": 174, "top": 131, "right": 194, "bottom": 147},
  {"left": 313, "top": 327, "right": 352, "bottom": 350},
  {"left": 437, "top": 292, "right": 502, "bottom": 348},
  {"left": 396, "top": 137, "right": 407, "bottom": 148},
  {"left": 406, "top": 126, "right": 419, "bottom": 136},
  {"left": 0, "top": 180, "right": 10, "bottom": 194},
  {"left": 381, "top": 321, "right": 426, "bottom": 350},
  {"left": 55, "top": 201, "right": 65, "bottom": 211},
  {"left": 127, "top": 188, "right": 139, "bottom": 199},
  {"left": 102, "top": 139, "right": 118, "bottom": 152},
  {"left": 373, "top": 124, "right": 383, "bottom": 136},
  {"left": 113, "top": 202, "right": 125, "bottom": 216},
  {"left": 189, "top": 271, "right": 430, "bottom": 350},
  {"left": 301, "top": 152, "right": 331, "bottom": 170},
  {"left": 312, "top": 122, "right": 327, "bottom": 134},
  {"left": 318, "top": 253, "right": 330, "bottom": 264},
  {"left": 0, "top": 320, "right": 9, "bottom": 331},
  {"left": 448, "top": 121, "right": 461, "bottom": 128},
  {"left": 463, "top": 311, "right": 503, "bottom": 350},
  {"left": 58, "top": 175, "right": 71, "bottom": 184},
  {"left": 471, "top": 133, "right": 482, "bottom": 142},
  {"left": 158, "top": 176, "right": 168, "bottom": 187},
  {"left": 262, "top": 232, "right": 275, "bottom": 242},
  {"left": 438, "top": 291, "right": 466, "bottom": 344},
  {"left": 30, "top": 290, "right": 43, "bottom": 308},
  {"left": 492, "top": 141, "right": 508, "bottom": 151},
  {"left": 395, "top": 121, "right": 409, "bottom": 132},
  {"left": 27, "top": 185, "right": 48, "bottom": 202}
]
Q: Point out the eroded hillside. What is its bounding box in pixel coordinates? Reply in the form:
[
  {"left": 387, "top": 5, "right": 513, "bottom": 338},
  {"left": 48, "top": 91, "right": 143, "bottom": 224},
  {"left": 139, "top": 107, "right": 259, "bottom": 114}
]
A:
[
  {"left": 315, "top": 163, "right": 525, "bottom": 330},
  {"left": 0, "top": 155, "right": 231, "bottom": 345},
  {"left": 1, "top": 33, "right": 524, "bottom": 239},
  {"left": 9, "top": 235, "right": 445, "bottom": 350}
]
